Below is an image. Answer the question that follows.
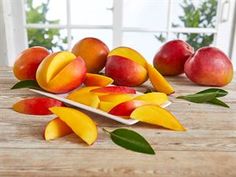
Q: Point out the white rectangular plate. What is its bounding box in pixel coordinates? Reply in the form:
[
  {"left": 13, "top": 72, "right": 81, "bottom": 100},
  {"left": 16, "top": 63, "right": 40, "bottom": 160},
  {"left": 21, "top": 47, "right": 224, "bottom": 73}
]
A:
[{"left": 30, "top": 89, "right": 171, "bottom": 125}]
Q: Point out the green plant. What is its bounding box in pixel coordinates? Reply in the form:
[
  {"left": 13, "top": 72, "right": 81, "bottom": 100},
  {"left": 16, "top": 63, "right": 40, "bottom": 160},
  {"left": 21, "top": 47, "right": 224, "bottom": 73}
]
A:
[
  {"left": 26, "top": 0, "right": 67, "bottom": 51},
  {"left": 155, "top": 0, "right": 217, "bottom": 50}
]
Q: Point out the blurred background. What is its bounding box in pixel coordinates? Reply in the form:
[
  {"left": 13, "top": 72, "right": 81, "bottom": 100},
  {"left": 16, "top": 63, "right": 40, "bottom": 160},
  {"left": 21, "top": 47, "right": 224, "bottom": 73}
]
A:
[{"left": 0, "top": 0, "right": 236, "bottom": 67}]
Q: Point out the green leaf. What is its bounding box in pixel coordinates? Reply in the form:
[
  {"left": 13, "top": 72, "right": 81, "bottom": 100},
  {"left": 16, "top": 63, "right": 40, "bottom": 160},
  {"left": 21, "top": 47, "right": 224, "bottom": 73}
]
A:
[
  {"left": 196, "top": 88, "right": 228, "bottom": 97},
  {"left": 207, "top": 98, "right": 230, "bottom": 108},
  {"left": 177, "top": 88, "right": 229, "bottom": 108},
  {"left": 11, "top": 80, "right": 41, "bottom": 89},
  {"left": 177, "top": 92, "right": 218, "bottom": 103},
  {"left": 103, "top": 128, "right": 155, "bottom": 155}
]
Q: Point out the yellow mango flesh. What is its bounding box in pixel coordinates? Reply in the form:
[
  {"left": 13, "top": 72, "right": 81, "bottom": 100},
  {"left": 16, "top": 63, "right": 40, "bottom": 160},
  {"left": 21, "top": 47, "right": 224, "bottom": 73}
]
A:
[
  {"left": 130, "top": 105, "right": 185, "bottom": 131},
  {"left": 67, "top": 86, "right": 100, "bottom": 99},
  {"left": 49, "top": 107, "right": 97, "bottom": 145},
  {"left": 44, "top": 117, "right": 72, "bottom": 141},
  {"left": 99, "top": 101, "right": 119, "bottom": 112},
  {"left": 108, "top": 47, "right": 147, "bottom": 67},
  {"left": 147, "top": 64, "right": 174, "bottom": 95},
  {"left": 99, "top": 94, "right": 134, "bottom": 103},
  {"left": 36, "top": 52, "right": 76, "bottom": 87},
  {"left": 134, "top": 92, "right": 168, "bottom": 105},
  {"left": 84, "top": 73, "right": 113, "bottom": 87},
  {"left": 67, "top": 92, "right": 100, "bottom": 108}
]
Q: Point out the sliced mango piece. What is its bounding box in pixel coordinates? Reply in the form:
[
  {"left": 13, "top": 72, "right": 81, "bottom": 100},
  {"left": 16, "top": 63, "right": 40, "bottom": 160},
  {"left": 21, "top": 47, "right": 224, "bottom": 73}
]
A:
[
  {"left": 108, "top": 47, "right": 147, "bottom": 67},
  {"left": 12, "top": 97, "right": 64, "bottom": 115},
  {"left": 44, "top": 117, "right": 72, "bottom": 140},
  {"left": 67, "top": 92, "right": 100, "bottom": 108},
  {"left": 130, "top": 105, "right": 185, "bottom": 131},
  {"left": 91, "top": 86, "right": 136, "bottom": 95},
  {"left": 49, "top": 107, "right": 97, "bottom": 145},
  {"left": 99, "top": 94, "right": 134, "bottom": 103},
  {"left": 109, "top": 100, "right": 145, "bottom": 117},
  {"left": 84, "top": 73, "right": 113, "bottom": 87},
  {"left": 134, "top": 92, "right": 168, "bottom": 105},
  {"left": 67, "top": 86, "right": 100, "bottom": 99},
  {"left": 99, "top": 101, "right": 119, "bottom": 112},
  {"left": 147, "top": 64, "right": 174, "bottom": 95}
]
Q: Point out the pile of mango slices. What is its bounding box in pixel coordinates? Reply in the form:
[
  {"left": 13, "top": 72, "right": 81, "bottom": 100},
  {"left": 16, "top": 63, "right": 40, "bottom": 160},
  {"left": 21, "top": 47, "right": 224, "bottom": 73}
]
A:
[{"left": 13, "top": 75, "right": 185, "bottom": 145}]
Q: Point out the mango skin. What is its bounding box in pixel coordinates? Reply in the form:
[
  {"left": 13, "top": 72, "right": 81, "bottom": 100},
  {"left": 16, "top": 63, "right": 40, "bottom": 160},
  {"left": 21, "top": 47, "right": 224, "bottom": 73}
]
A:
[
  {"left": 105, "top": 55, "right": 148, "bottom": 87},
  {"left": 184, "top": 47, "right": 233, "bottom": 87},
  {"left": 12, "top": 97, "right": 64, "bottom": 115},
  {"left": 13, "top": 46, "right": 50, "bottom": 80}
]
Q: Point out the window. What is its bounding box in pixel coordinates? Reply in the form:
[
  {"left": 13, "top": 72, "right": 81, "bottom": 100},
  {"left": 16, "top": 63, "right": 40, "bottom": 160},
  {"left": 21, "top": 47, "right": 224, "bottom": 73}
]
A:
[{"left": 1, "top": 0, "right": 235, "bottom": 66}]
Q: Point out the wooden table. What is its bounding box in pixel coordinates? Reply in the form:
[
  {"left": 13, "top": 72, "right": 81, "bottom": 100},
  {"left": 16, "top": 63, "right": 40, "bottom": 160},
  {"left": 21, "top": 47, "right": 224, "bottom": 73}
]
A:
[{"left": 0, "top": 67, "right": 236, "bottom": 177}]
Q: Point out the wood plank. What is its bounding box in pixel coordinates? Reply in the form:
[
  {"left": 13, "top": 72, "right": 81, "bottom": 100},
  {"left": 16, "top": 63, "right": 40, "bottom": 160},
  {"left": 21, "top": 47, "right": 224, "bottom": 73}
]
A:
[
  {"left": 0, "top": 149, "right": 235, "bottom": 177},
  {"left": 0, "top": 120, "right": 235, "bottom": 152}
]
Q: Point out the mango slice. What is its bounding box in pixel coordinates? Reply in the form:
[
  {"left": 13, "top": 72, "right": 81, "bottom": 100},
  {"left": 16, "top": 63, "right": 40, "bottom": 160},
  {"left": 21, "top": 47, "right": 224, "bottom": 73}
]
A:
[
  {"left": 99, "top": 101, "right": 119, "bottom": 112},
  {"left": 50, "top": 107, "right": 97, "bottom": 145},
  {"left": 130, "top": 105, "right": 185, "bottom": 131},
  {"left": 67, "top": 86, "right": 100, "bottom": 98},
  {"left": 84, "top": 73, "right": 113, "bottom": 87},
  {"left": 134, "top": 92, "right": 168, "bottom": 105},
  {"left": 12, "top": 97, "right": 63, "bottom": 115},
  {"left": 99, "top": 94, "right": 134, "bottom": 103},
  {"left": 147, "top": 64, "right": 174, "bottom": 95},
  {"left": 109, "top": 100, "right": 145, "bottom": 117},
  {"left": 67, "top": 92, "right": 100, "bottom": 108},
  {"left": 44, "top": 117, "right": 72, "bottom": 140},
  {"left": 91, "top": 86, "right": 136, "bottom": 95}
]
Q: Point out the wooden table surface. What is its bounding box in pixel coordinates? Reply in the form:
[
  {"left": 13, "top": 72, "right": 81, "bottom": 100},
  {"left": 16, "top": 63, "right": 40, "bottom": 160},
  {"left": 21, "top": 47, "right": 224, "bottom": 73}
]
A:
[{"left": 0, "top": 67, "right": 236, "bottom": 177}]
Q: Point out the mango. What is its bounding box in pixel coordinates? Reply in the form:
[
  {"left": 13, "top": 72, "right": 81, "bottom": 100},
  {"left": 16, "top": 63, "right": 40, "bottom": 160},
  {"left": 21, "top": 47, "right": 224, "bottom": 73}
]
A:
[
  {"left": 12, "top": 97, "right": 63, "bottom": 115},
  {"left": 36, "top": 51, "right": 86, "bottom": 93},
  {"left": 130, "top": 105, "right": 185, "bottom": 131},
  {"left": 84, "top": 73, "right": 113, "bottom": 87},
  {"left": 134, "top": 92, "right": 168, "bottom": 105},
  {"left": 99, "top": 101, "right": 119, "bottom": 112},
  {"left": 50, "top": 107, "right": 97, "bottom": 145},
  {"left": 13, "top": 46, "right": 50, "bottom": 80},
  {"left": 67, "top": 92, "right": 100, "bottom": 108},
  {"left": 91, "top": 86, "right": 136, "bottom": 95},
  {"left": 105, "top": 55, "right": 148, "bottom": 86},
  {"left": 72, "top": 37, "right": 109, "bottom": 73},
  {"left": 44, "top": 117, "right": 72, "bottom": 140},
  {"left": 147, "top": 64, "right": 174, "bottom": 95},
  {"left": 109, "top": 100, "right": 145, "bottom": 117}
]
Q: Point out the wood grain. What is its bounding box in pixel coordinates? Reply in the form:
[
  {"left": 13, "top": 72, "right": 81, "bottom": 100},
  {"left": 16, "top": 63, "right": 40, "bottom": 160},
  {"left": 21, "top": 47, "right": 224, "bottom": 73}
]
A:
[{"left": 0, "top": 67, "right": 236, "bottom": 177}]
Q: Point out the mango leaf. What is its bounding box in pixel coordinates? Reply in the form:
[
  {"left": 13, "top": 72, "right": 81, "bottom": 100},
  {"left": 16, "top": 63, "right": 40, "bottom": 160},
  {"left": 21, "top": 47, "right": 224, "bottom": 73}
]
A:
[
  {"left": 177, "top": 92, "right": 217, "bottom": 103},
  {"left": 103, "top": 128, "right": 155, "bottom": 155},
  {"left": 11, "top": 80, "right": 41, "bottom": 89},
  {"left": 207, "top": 98, "right": 230, "bottom": 108},
  {"left": 196, "top": 88, "right": 228, "bottom": 97},
  {"left": 177, "top": 88, "right": 229, "bottom": 108}
]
